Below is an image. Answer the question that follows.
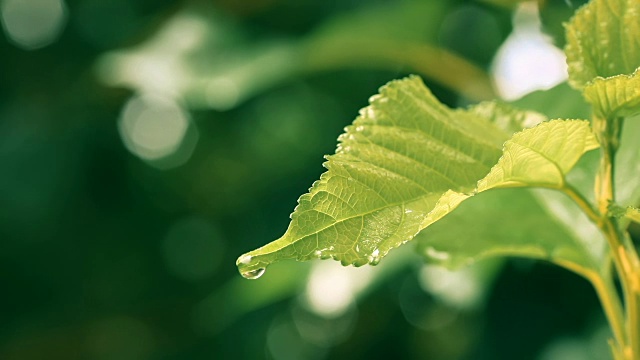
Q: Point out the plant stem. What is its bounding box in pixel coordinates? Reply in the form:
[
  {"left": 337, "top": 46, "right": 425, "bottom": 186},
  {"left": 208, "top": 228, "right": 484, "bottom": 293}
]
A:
[
  {"left": 620, "top": 232, "right": 640, "bottom": 360},
  {"left": 593, "top": 115, "right": 640, "bottom": 359},
  {"left": 589, "top": 270, "right": 627, "bottom": 350},
  {"left": 561, "top": 185, "right": 626, "bottom": 349},
  {"left": 604, "top": 218, "right": 640, "bottom": 359},
  {"left": 561, "top": 184, "right": 600, "bottom": 225}
]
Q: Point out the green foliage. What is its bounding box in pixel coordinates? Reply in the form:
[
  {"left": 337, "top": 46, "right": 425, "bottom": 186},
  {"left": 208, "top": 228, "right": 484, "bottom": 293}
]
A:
[
  {"left": 565, "top": 0, "right": 640, "bottom": 119},
  {"left": 564, "top": 0, "right": 640, "bottom": 89},
  {"left": 237, "top": 0, "right": 640, "bottom": 357},
  {"left": 237, "top": 75, "right": 598, "bottom": 278},
  {"left": 583, "top": 69, "right": 640, "bottom": 118},
  {"left": 10, "top": 0, "right": 640, "bottom": 358}
]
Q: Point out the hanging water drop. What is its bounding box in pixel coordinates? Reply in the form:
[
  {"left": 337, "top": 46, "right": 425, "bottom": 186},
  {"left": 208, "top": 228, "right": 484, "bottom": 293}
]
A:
[
  {"left": 236, "top": 253, "right": 266, "bottom": 279},
  {"left": 241, "top": 267, "right": 266, "bottom": 280}
]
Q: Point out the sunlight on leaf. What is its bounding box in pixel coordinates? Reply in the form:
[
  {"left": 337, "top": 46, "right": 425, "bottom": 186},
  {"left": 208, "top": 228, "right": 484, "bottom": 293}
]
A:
[
  {"left": 237, "top": 76, "right": 599, "bottom": 279},
  {"left": 477, "top": 120, "right": 599, "bottom": 191},
  {"left": 564, "top": 0, "right": 640, "bottom": 90},
  {"left": 237, "top": 76, "right": 508, "bottom": 278},
  {"left": 583, "top": 67, "right": 640, "bottom": 118},
  {"left": 463, "top": 100, "right": 546, "bottom": 134}
]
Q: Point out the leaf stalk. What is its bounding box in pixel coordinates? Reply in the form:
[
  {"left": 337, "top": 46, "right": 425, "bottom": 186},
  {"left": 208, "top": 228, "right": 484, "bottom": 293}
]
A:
[{"left": 593, "top": 115, "right": 640, "bottom": 359}]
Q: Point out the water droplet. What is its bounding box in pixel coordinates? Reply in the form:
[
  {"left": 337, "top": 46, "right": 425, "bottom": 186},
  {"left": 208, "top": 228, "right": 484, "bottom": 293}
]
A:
[
  {"left": 241, "top": 267, "right": 266, "bottom": 280},
  {"left": 355, "top": 126, "right": 364, "bottom": 132},
  {"left": 368, "top": 249, "right": 381, "bottom": 265},
  {"left": 315, "top": 248, "right": 332, "bottom": 259},
  {"left": 404, "top": 209, "right": 413, "bottom": 214},
  {"left": 364, "top": 107, "right": 376, "bottom": 120},
  {"left": 237, "top": 253, "right": 266, "bottom": 279}
]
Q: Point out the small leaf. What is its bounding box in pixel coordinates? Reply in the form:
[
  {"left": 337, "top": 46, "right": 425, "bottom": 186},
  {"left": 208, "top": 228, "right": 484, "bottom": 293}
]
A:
[
  {"left": 477, "top": 120, "right": 599, "bottom": 191},
  {"left": 236, "top": 76, "right": 598, "bottom": 278},
  {"left": 565, "top": 0, "right": 640, "bottom": 89},
  {"left": 583, "top": 67, "right": 640, "bottom": 118}
]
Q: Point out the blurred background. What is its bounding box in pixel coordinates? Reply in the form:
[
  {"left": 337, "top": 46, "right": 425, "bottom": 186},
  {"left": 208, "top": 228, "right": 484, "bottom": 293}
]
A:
[{"left": 1, "top": 0, "right": 622, "bottom": 359}]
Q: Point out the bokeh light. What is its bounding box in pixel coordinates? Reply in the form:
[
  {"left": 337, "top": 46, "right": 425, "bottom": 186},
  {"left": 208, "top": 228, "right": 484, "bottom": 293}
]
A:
[
  {"left": 117, "top": 93, "right": 198, "bottom": 168},
  {"left": 492, "top": 2, "right": 567, "bottom": 100},
  {"left": 95, "top": 11, "right": 209, "bottom": 98},
  {"left": 303, "top": 261, "right": 373, "bottom": 318},
  {"left": 419, "top": 264, "right": 484, "bottom": 310},
  {"left": 1, "top": 0, "right": 67, "bottom": 50}
]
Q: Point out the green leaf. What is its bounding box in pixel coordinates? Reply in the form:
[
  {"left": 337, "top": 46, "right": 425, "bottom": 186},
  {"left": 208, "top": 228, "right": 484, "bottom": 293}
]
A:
[
  {"left": 565, "top": 0, "right": 640, "bottom": 90},
  {"left": 463, "top": 101, "right": 545, "bottom": 134},
  {"left": 416, "top": 188, "right": 603, "bottom": 273},
  {"left": 236, "top": 76, "right": 598, "bottom": 279},
  {"left": 477, "top": 119, "right": 599, "bottom": 191},
  {"left": 583, "top": 67, "right": 640, "bottom": 118},
  {"left": 513, "top": 84, "right": 640, "bottom": 210}
]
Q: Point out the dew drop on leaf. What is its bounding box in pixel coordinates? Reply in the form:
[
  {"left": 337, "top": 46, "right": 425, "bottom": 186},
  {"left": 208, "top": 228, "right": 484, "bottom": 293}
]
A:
[
  {"left": 241, "top": 267, "right": 266, "bottom": 280},
  {"left": 236, "top": 254, "right": 267, "bottom": 279},
  {"left": 368, "top": 249, "right": 381, "bottom": 266}
]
